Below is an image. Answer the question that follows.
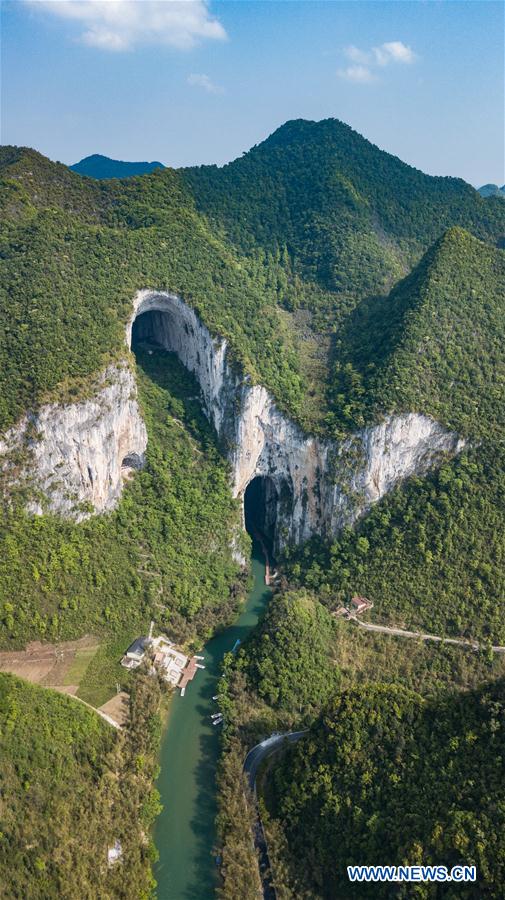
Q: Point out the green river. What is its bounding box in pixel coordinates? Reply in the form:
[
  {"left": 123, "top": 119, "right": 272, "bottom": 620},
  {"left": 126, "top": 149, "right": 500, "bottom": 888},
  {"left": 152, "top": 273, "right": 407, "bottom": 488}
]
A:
[{"left": 154, "top": 539, "right": 271, "bottom": 899}]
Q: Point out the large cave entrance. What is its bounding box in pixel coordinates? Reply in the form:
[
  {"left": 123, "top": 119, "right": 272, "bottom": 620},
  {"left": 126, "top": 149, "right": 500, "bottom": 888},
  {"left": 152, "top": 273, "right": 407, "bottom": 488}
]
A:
[
  {"left": 244, "top": 476, "right": 279, "bottom": 558},
  {"left": 131, "top": 309, "right": 170, "bottom": 351}
]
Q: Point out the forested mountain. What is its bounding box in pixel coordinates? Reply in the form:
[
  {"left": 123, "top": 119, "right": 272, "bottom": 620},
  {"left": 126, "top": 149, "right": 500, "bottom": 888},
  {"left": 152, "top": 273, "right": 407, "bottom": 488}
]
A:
[
  {"left": 1, "top": 123, "right": 504, "bottom": 438},
  {"left": 218, "top": 586, "right": 505, "bottom": 898},
  {"left": 183, "top": 118, "right": 504, "bottom": 297},
  {"left": 0, "top": 348, "right": 242, "bottom": 649},
  {"left": 1, "top": 123, "right": 504, "bottom": 645},
  {"left": 325, "top": 227, "right": 505, "bottom": 439},
  {"left": 0, "top": 670, "right": 162, "bottom": 898},
  {"left": 264, "top": 680, "right": 505, "bottom": 898},
  {"left": 1, "top": 120, "right": 504, "bottom": 898},
  {"left": 70, "top": 154, "right": 165, "bottom": 179}
]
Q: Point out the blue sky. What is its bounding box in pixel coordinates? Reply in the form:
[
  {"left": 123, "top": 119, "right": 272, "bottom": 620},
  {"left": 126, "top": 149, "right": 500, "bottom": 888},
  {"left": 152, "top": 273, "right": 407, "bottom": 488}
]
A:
[{"left": 1, "top": 1, "right": 503, "bottom": 185}]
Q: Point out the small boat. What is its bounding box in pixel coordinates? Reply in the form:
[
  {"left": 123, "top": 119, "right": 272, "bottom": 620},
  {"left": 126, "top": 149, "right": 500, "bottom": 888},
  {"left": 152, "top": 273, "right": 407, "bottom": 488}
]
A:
[
  {"left": 212, "top": 717, "right": 223, "bottom": 726},
  {"left": 212, "top": 695, "right": 218, "bottom": 700},
  {"left": 211, "top": 712, "right": 222, "bottom": 720},
  {"left": 231, "top": 639, "right": 241, "bottom": 653}
]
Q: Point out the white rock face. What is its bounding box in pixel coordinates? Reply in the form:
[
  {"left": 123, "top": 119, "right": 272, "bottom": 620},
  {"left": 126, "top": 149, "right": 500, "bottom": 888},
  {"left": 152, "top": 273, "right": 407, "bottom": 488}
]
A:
[
  {"left": 127, "top": 289, "right": 230, "bottom": 434},
  {"left": 125, "top": 290, "right": 465, "bottom": 549},
  {"left": 0, "top": 365, "right": 147, "bottom": 520},
  {"left": 1, "top": 289, "right": 465, "bottom": 543}
]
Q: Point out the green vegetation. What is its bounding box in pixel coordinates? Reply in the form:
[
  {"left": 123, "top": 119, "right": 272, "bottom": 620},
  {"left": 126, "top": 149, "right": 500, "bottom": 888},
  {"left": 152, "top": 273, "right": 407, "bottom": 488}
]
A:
[
  {"left": 0, "top": 146, "right": 306, "bottom": 432},
  {"left": 184, "top": 118, "right": 504, "bottom": 297},
  {"left": 1, "top": 119, "right": 505, "bottom": 897},
  {"left": 245, "top": 590, "right": 339, "bottom": 714},
  {"left": 286, "top": 444, "right": 505, "bottom": 642},
  {"left": 0, "top": 669, "right": 163, "bottom": 899},
  {"left": 0, "top": 348, "right": 242, "bottom": 650},
  {"left": 76, "top": 630, "right": 137, "bottom": 707},
  {"left": 61, "top": 644, "right": 99, "bottom": 686},
  {"left": 325, "top": 229, "right": 505, "bottom": 439},
  {"left": 1, "top": 122, "right": 504, "bottom": 437},
  {"left": 265, "top": 680, "right": 505, "bottom": 898},
  {"left": 215, "top": 587, "right": 505, "bottom": 899}
]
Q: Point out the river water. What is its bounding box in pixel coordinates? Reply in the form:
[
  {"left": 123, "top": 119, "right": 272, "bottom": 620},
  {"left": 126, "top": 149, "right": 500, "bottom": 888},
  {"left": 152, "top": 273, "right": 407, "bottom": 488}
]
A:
[{"left": 154, "top": 539, "right": 271, "bottom": 899}]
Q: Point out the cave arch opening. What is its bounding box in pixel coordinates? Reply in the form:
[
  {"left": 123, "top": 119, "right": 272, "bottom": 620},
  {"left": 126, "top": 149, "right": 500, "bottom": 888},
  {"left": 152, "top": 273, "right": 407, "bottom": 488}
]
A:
[
  {"left": 131, "top": 309, "right": 171, "bottom": 352},
  {"left": 244, "top": 475, "right": 280, "bottom": 558}
]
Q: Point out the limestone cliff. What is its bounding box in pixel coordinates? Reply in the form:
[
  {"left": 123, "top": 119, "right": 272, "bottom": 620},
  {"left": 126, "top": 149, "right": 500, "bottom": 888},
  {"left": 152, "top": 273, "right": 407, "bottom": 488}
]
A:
[
  {"left": 127, "top": 291, "right": 464, "bottom": 549},
  {"left": 0, "top": 365, "right": 146, "bottom": 520},
  {"left": 0, "top": 289, "right": 464, "bottom": 545}
]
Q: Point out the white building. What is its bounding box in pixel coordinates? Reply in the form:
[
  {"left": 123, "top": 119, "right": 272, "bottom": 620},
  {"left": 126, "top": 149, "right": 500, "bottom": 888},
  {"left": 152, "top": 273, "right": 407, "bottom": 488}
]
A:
[
  {"left": 121, "top": 633, "right": 201, "bottom": 694},
  {"left": 120, "top": 636, "right": 150, "bottom": 669},
  {"left": 152, "top": 636, "right": 190, "bottom": 687}
]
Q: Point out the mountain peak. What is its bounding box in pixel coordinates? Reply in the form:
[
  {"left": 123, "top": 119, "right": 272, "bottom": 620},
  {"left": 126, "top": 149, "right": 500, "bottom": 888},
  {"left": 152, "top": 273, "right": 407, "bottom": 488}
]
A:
[
  {"left": 70, "top": 154, "right": 165, "bottom": 180},
  {"left": 478, "top": 183, "right": 505, "bottom": 199}
]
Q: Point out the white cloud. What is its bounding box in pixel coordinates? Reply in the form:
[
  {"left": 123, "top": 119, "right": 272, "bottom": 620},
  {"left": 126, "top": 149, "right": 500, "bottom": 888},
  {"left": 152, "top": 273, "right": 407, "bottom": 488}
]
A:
[
  {"left": 337, "top": 64, "right": 375, "bottom": 84},
  {"left": 340, "top": 40, "right": 417, "bottom": 82},
  {"left": 373, "top": 41, "right": 416, "bottom": 66},
  {"left": 25, "top": 0, "right": 227, "bottom": 51},
  {"left": 344, "top": 45, "right": 371, "bottom": 66},
  {"left": 187, "top": 72, "right": 223, "bottom": 94}
]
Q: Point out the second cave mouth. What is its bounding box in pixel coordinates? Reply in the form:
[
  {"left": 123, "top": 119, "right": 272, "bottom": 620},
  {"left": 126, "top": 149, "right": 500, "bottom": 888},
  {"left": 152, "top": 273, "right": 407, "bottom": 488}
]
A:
[{"left": 244, "top": 476, "right": 279, "bottom": 558}]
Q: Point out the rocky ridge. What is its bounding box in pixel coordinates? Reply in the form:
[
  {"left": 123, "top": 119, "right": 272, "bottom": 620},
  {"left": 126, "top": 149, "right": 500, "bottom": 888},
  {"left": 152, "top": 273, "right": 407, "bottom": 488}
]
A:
[{"left": 0, "top": 290, "right": 465, "bottom": 544}]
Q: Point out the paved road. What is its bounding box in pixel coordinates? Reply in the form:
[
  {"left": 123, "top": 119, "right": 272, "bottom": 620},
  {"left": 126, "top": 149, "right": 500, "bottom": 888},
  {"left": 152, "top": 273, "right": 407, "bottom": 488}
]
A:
[
  {"left": 244, "top": 730, "right": 307, "bottom": 792},
  {"left": 348, "top": 615, "right": 505, "bottom": 653},
  {"left": 243, "top": 731, "right": 307, "bottom": 900}
]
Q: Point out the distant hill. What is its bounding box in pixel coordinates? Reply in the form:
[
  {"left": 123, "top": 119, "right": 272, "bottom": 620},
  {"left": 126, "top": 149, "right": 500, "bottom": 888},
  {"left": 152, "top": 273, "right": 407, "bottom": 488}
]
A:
[
  {"left": 70, "top": 153, "right": 164, "bottom": 179},
  {"left": 478, "top": 183, "right": 505, "bottom": 198}
]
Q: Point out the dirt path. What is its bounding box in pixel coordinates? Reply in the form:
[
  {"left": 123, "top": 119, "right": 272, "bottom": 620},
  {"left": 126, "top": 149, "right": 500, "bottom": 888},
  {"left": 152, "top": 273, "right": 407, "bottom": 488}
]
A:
[
  {"left": 348, "top": 616, "right": 505, "bottom": 653},
  {"left": 0, "top": 636, "right": 124, "bottom": 728}
]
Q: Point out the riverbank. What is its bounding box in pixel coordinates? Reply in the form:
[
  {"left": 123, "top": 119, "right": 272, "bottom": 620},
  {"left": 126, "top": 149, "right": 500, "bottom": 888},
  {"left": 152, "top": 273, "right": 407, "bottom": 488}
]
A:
[{"left": 154, "top": 539, "right": 272, "bottom": 899}]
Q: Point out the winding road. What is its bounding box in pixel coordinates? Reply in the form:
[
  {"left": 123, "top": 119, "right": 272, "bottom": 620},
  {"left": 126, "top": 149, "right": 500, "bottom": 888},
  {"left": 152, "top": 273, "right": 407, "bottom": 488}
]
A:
[
  {"left": 243, "top": 731, "right": 307, "bottom": 900},
  {"left": 243, "top": 731, "right": 307, "bottom": 793},
  {"left": 240, "top": 613, "right": 505, "bottom": 898}
]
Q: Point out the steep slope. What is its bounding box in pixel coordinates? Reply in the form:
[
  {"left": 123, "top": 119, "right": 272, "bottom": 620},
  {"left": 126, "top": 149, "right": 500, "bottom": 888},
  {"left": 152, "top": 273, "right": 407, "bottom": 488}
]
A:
[
  {"left": 1, "top": 119, "right": 504, "bottom": 900},
  {"left": 286, "top": 228, "right": 505, "bottom": 643},
  {"left": 326, "top": 228, "right": 505, "bottom": 441},
  {"left": 0, "top": 123, "right": 504, "bottom": 645},
  {"left": 287, "top": 442, "right": 505, "bottom": 641},
  {"left": 264, "top": 680, "right": 505, "bottom": 898},
  {"left": 0, "top": 670, "right": 162, "bottom": 899},
  {"left": 70, "top": 154, "right": 164, "bottom": 179},
  {"left": 0, "top": 146, "right": 304, "bottom": 433},
  {"left": 0, "top": 348, "right": 242, "bottom": 648},
  {"left": 1, "top": 130, "right": 503, "bottom": 439}
]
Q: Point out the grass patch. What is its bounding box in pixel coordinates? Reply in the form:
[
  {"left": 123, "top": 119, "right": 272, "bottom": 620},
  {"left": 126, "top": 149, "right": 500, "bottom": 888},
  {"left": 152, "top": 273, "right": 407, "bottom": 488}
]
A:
[
  {"left": 62, "top": 644, "right": 99, "bottom": 686},
  {"left": 77, "top": 629, "right": 137, "bottom": 708}
]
